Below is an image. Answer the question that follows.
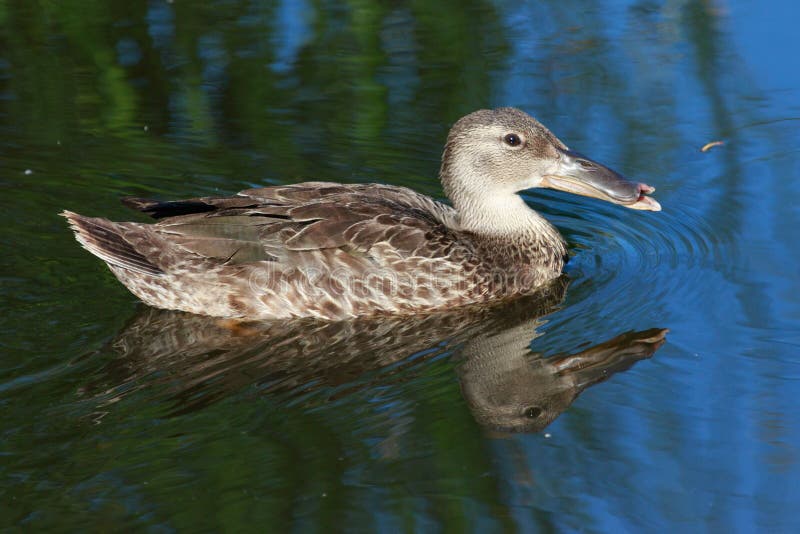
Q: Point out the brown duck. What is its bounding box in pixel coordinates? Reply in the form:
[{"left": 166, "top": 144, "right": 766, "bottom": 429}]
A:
[{"left": 63, "top": 108, "right": 660, "bottom": 320}]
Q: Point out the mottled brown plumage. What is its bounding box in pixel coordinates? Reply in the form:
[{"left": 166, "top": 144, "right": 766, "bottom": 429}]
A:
[{"left": 63, "top": 108, "right": 660, "bottom": 320}]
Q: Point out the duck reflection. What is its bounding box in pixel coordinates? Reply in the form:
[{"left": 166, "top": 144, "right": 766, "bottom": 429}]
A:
[
  {"left": 87, "top": 277, "right": 666, "bottom": 432},
  {"left": 457, "top": 323, "right": 666, "bottom": 432}
]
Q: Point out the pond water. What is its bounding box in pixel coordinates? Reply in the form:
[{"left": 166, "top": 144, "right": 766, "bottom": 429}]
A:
[{"left": 2, "top": 0, "right": 799, "bottom": 531}]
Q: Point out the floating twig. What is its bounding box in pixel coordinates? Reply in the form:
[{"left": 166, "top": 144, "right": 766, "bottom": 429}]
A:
[{"left": 700, "top": 140, "right": 725, "bottom": 152}]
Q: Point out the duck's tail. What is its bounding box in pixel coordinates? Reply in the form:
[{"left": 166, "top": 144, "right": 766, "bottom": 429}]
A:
[{"left": 61, "top": 211, "right": 163, "bottom": 275}]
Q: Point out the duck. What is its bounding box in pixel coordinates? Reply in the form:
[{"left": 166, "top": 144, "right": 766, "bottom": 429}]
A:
[{"left": 63, "top": 107, "right": 660, "bottom": 320}]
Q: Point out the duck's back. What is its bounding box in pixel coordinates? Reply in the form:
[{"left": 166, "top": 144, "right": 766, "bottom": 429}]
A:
[{"left": 64, "top": 182, "right": 518, "bottom": 320}]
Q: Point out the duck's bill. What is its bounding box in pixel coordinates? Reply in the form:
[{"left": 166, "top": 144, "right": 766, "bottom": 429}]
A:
[{"left": 542, "top": 149, "right": 661, "bottom": 212}]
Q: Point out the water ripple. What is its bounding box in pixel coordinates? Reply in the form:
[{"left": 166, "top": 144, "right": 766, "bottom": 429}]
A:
[{"left": 527, "top": 191, "right": 732, "bottom": 323}]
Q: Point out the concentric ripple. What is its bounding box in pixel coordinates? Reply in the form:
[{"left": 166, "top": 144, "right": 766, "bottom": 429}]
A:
[{"left": 525, "top": 190, "right": 733, "bottom": 326}]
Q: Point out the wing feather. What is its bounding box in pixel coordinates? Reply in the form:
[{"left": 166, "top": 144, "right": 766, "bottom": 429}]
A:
[{"left": 115, "top": 182, "right": 460, "bottom": 269}]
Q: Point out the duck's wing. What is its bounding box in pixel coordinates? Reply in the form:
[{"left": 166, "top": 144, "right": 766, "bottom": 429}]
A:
[{"left": 120, "top": 182, "right": 461, "bottom": 268}]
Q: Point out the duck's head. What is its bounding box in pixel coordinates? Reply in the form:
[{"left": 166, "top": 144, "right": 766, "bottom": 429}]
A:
[{"left": 440, "top": 108, "right": 660, "bottom": 232}]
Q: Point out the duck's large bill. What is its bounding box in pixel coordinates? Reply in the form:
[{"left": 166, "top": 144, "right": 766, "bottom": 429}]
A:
[{"left": 542, "top": 149, "right": 661, "bottom": 211}]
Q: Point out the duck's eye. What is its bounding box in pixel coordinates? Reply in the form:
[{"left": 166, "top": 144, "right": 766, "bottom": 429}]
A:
[
  {"left": 504, "top": 133, "right": 522, "bottom": 147},
  {"left": 524, "top": 406, "right": 542, "bottom": 419}
]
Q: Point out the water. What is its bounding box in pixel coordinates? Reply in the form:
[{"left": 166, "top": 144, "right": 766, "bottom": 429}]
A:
[{"left": 1, "top": 0, "right": 799, "bottom": 530}]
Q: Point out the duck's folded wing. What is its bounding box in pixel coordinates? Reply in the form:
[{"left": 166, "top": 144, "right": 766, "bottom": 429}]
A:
[{"left": 121, "top": 183, "right": 460, "bottom": 266}]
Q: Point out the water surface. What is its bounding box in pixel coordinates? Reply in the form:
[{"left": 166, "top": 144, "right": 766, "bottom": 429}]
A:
[{"left": 1, "top": 0, "right": 799, "bottom": 531}]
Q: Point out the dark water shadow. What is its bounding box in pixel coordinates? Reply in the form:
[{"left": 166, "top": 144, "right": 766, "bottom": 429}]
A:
[{"left": 81, "top": 277, "right": 667, "bottom": 433}]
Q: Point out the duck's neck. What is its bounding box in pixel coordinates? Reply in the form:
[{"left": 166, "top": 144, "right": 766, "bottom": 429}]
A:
[
  {"left": 456, "top": 191, "right": 560, "bottom": 240},
  {"left": 455, "top": 192, "right": 567, "bottom": 281},
  {"left": 443, "top": 175, "right": 563, "bottom": 249},
  {"left": 439, "top": 151, "right": 568, "bottom": 266}
]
